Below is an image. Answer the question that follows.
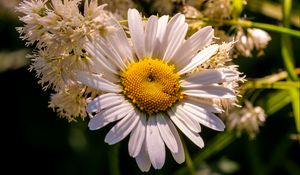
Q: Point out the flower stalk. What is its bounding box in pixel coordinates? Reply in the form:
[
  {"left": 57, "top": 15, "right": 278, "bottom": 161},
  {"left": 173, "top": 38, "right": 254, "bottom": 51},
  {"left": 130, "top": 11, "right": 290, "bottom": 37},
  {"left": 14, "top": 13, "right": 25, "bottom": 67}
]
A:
[
  {"left": 182, "top": 138, "right": 195, "bottom": 175},
  {"left": 186, "top": 18, "right": 300, "bottom": 38},
  {"left": 281, "top": 0, "right": 300, "bottom": 142}
]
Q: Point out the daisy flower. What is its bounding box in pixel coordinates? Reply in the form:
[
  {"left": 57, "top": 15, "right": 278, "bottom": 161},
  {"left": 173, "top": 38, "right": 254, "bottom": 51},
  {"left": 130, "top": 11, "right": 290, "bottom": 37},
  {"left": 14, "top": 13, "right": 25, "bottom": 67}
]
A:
[{"left": 76, "top": 9, "right": 241, "bottom": 171}]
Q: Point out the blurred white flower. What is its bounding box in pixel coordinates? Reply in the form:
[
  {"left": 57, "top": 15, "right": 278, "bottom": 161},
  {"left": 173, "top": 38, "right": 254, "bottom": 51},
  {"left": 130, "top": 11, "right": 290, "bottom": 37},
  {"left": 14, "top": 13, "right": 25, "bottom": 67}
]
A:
[
  {"left": 182, "top": 5, "right": 202, "bottom": 18},
  {"left": 235, "top": 27, "right": 271, "bottom": 57},
  {"left": 99, "top": 0, "right": 134, "bottom": 18},
  {"left": 235, "top": 28, "right": 254, "bottom": 57},
  {"left": 202, "top": 0, "right": 231, "bottom": 19},
  {"left": 247, "top": 28, "right": 271, "bottom": 51},
  {"left": 76, "top": 8, "right": 242, "bottom": 171},
  {"left": 225, "top": 101, "right": 266, "bottom": 138}
]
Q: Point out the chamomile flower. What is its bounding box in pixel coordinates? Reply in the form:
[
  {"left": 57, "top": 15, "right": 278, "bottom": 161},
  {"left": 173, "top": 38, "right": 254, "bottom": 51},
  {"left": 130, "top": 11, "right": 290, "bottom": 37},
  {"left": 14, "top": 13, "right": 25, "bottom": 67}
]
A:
[{"left": 76, "top": 9, "right": 242, "bottom": 171}]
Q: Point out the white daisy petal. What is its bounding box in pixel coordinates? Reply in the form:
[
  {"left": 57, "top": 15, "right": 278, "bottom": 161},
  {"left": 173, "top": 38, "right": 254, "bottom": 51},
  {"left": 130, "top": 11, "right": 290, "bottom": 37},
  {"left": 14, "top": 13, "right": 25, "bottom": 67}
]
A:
[
  {"left": 181, "top": 69, "right": 239, "bottom": 87},
  {"left": 163, "top": 23, "right": 188, "bottom": 62},
  {"left": 104, "top": 110, "right": 139, "bottom": 145},
  {"left": 106, "top": 18, "right": 134, "bottom": 63},
  {"left": 161, "top": 14, "right": 187, "bottom": 62},
  {"left": 172, "top": 26, "right": 214, "bottom": 69},
  {"left": 217, "top": 68, "right": 241, "bottom": 82},
  {"left": 156, "top": 113, "right": 178, "bottom": 153},
  {"left": 185, "top": 98, "right": 223, "bottom": 113},
  {"left": 87, "top": 93, "right": 124, "bottom": 113},
  {"left": 165, "top": 117, "right": 185, "bottom": 163},
  {"left": 146, "top": 116, "right": 166, "bottom": 169},
  {"left": 87, "top": 37, "right": 122, "bottom": 71},
  {"left": 88, "top": 115, "right": 108, "bottom": 131},
  {"left": 88, "top": 102, "right": 133, "bottom": 130},
  {"left": 85, "top": 41, "right": 119, "bottom": 77},
  {"left": 168, "top": 110, "right": 204, "bottom": 148},
  {"left": 99, "top": 102, "right": 133, "bottom": 119},
  {"left": 144, "top": 16, "right": 158, "bottom": 58},
  {"left": 181, "top": 102, "right": 225, "bottom": 131},
  {"left": 178, "top": 44, "right": 219, "bottom": 75},
  {"left": 136, "top": 139, "right": 151, "bottom": 172},
  {"left": 128, "top": 8, "right": 145, "bottom": 59},
  {"left": 86, "top": 57, "right": 119, "bottom": 83},
  {"left": 76, "top": 71, "right": 121, "bottom": 93},
  {"left": 128, "top": 112, "right": 147, "bottom": 157},
  {"left": 183, "top": 86, "right": 235, "bottom": 99},
  {"left": 93, "top": 36, "right": 127, "bottom": 70},
  {"left": 153, "top": 15, "right": 169, "bottom": 58},
  {"left": 172, "top": 106, "right": 201, "bottom": 133}
]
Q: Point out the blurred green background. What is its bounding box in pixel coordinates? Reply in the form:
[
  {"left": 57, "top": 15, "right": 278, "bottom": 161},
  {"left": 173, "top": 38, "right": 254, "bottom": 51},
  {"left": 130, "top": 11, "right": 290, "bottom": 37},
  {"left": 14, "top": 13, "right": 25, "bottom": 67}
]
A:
[{"left": 0, "top": 0, "right": 299, "bottom": 174}]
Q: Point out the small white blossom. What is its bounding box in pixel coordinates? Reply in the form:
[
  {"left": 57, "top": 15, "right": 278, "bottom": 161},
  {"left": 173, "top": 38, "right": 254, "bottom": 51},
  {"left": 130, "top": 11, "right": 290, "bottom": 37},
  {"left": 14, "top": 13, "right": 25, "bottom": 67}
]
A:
[
  {"left": 225, "top": 101, "right": 266, "bottom": 138},
  {"left": 235, "top": 27, "right": 271, "bottom": 57},
  {"left": 247, "top": 28, "right": 271, "bottom": 51}
]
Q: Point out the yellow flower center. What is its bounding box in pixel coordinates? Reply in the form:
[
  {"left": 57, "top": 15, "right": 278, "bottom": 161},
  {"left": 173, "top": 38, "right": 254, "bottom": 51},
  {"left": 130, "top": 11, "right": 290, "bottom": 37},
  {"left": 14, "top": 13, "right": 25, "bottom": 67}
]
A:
[{"left": 121, "top": 59, "right": 183, "bottom": 114}]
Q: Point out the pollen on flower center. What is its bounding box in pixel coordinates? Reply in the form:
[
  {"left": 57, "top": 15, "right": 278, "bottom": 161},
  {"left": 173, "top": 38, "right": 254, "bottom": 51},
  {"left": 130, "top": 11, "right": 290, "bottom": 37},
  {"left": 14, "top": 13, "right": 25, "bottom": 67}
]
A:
[{"left": 121, "top": 59, "right": 183, "bottom": 114}]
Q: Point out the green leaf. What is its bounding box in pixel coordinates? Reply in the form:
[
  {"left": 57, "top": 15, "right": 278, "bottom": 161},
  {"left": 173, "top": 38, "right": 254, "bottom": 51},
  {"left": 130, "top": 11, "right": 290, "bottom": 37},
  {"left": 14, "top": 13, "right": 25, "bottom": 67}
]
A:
[
  {"left": 260, "top": 90, "right": 291, "bottom": 115},
  {"left": 244, "top": 81, "right": 300, "bottom": 90},
  {"left": 289, "top": 88, "right": 300, "bottom": 136},
  {"left": 108, "top": 143, "right": 121, "bottom": 175},
  {"left": 281, "top": 0, "right": 300, "bottom": 141}
]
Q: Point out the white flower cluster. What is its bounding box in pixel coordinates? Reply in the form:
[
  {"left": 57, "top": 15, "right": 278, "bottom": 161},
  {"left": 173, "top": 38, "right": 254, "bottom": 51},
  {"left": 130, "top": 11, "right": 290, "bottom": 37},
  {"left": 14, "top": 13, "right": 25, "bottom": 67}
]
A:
[
  {"left": 225, "top": 101, "right": 266, "bottom": 138},
  {"left": 17, "top": 0, "right": 116, "bottom": 121},
  {"left": 236, "top": 27, "right": 271, "bottom": 57}
]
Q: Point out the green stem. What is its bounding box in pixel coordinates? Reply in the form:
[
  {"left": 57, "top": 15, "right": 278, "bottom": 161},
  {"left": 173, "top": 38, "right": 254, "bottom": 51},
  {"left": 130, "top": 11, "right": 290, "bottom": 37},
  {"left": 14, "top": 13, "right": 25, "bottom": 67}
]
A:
[
  {"left": 250, "top": 21, "right": 300, "bottom": 37},
  {"left": 108, "top": 143, "right": 121, "bottom": 175},
  {"left": 281, "top": 0, "right": 300, "bottom": 143},
  {"left": 282, "top": 0, "right": 292, "bottom": 27},
  {"left": 262, "top": 90, "right": 291, "bottom": 116},
  {"left": 241, "top": 69, "right": 300, "bottom": 92},
  {"left": 281, "top": 36, "right": 298, "bottom": 80},
  {"left": 280, "top": 0, "right": 298, "bottom": 80},
  {"left": 193, "top": 131, "right": 236, "bottom": 163},
  {"left": 246, "top": 141, "right": 264, "bottom": 175},
  {"left": 182, "top": 138, "right": 196, "bottom": 175},
  {"left": 243, "top": 81, "right": 300, "bottom": 89},
  {"left": 289, "top": 88, "right": 300, "bottom": 139},
  {"left": 187, "top": 18, "right": 300, "bottom": 38}
]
